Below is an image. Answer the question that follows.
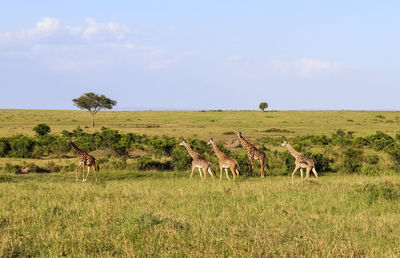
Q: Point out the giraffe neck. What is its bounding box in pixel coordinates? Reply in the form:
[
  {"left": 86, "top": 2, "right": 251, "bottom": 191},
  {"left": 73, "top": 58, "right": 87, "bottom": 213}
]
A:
[
  {"left": 184, "top": 143, "right": 200, "bottom": 159},
  {"left": 238, "top": 135, "right": 254, "bottom": 151},
  {"left": 211, "top": 142, "right": 226, "bottom": 160},
  {"left": 286, "top": 143, "right": 302, "bottom": 159},
  {"left": 70, "top": 142, "right": 86, "bottom": 155}
]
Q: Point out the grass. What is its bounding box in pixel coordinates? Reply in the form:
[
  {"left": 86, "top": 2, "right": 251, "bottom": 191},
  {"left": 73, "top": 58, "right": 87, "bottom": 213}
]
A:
[
  {"left": 1, "top": 109, "right": 400, "bottom": 139},
  {"left": 2, "top": 109, "right": 400, "bottom": 256},
  {"left": 1, "top": 171, "right": 400, "bottom": 256}
]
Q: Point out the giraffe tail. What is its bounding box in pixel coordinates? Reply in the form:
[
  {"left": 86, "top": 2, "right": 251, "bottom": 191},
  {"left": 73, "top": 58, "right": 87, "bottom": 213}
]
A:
[
  {"left": 235, "top": 161, "right": 240, "bottom": 170},
  {"left": 265, "top": 161, "right": 270, "bottom": 172}
]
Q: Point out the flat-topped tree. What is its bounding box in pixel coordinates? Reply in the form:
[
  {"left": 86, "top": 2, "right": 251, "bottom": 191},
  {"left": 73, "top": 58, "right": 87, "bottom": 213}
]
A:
[{"left": 73, "top": 92, "right": 117, "bottom": 127}]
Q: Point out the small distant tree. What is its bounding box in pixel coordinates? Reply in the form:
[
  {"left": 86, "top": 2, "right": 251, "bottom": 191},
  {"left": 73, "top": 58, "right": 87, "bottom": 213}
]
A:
[
  {"left": 33, "top": 123, "right": 51, "bottom": 137},
  {"left": 72, "top": 92, "right": 117, "bottom": 127},
  {"left": 259, "top": 102, "right": 268, "bottom": 112}
]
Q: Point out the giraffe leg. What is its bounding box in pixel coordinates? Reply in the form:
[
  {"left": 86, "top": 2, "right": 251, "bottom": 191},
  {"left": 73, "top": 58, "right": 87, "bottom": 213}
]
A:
[
  {"left": 300, "top": 168, "right": 304, "bottom": 180},
  {"left": 249, "top": 158, "right": 254, "bottom": 176},
  {"left": 82, "top": 164, "right": 86, "bottom": 182},
  {"left": 305, "top": 167, "right": 312, "bottom": 179},
  {"left": 291, "top": 165, "right": 300, "bottom": 181},
  {"left": 207, "top": 167, "right": 215, "bottom": 180},
  {"left": 224, "top": 168, "right": 230, "bottom": 181},
  {"left": 84, "top": 166, "right": 90, "bottom": 182},
  {"left": 230, "top": 165, "right": 236, "bottom": 179},
  {"left": 219, "top": 165, "right": 223, "bottom": 181},
  {"left": 260, "top": 158, "right": 265, "bottom": 178},
  {"left": 312, "top": 167, "right": 319, "bottom": 179},
  {"left": 75, "top": 162, "right": 82, "bottom": 181},
  {"left": 190, "top": 165, "right": 195, "bottom": 180},
  {"left": 93, "top": 164, "right": 98, "bottom": 182},
  {"left": 198, "top": 167, "right": 204, "bottom": 181}
]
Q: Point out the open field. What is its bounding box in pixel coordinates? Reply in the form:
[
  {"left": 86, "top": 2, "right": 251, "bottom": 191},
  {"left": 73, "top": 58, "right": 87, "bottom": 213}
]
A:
[
  {"left": 1, "top": 109, "right": 400, "bottom": 139},
  {"left": 1, "top": 172, "right": 400, "bottom": 256},
  {"left": 1, "top": 109, "right": 400, "bottom": 256}
]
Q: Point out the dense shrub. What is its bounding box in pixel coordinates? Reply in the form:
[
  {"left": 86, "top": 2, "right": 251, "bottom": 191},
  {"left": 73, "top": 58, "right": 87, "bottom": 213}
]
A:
[
  {"left": 331, "top": 129, "right": 354, "bottom": 146},
  {"left": 309, "top": 153, "right": 334, "bottom": 174},
  {"left": 171, "top": 146, "right": 191, "bottom": 171},
  {"left": 33, "top": 123, "right": 51, "bottom": 136},
  {"left": 8, "top": 135, "right": 35, "bottom": 158},
  {"left": 366, "top": 131, "right": 395, "bottom": 151},
  {"left": 0, "top": 139, "right": 10, "bottom": 157},
  {"left": 343, "top": 148, "right": 363, "bottom": 173},
  {"left": 148, "top": 136, "right": 177, "bottom": 157},
  {"left": 279, "top": 151, "right": 295, "bottom": 172},
  {"left": 234, "top": 152, "right": 252, "bottom": 176}
]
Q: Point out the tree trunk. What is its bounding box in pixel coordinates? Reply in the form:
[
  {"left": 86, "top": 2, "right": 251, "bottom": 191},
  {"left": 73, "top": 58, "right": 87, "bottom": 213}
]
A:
[{"left": 91, "top": 113, "right": 95, "bottom": 127}]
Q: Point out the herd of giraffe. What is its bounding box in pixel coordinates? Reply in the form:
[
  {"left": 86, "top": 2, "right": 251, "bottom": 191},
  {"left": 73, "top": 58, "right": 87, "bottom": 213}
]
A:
[{"left": 68, "top": 132, "right": 318, "bottom": 182}]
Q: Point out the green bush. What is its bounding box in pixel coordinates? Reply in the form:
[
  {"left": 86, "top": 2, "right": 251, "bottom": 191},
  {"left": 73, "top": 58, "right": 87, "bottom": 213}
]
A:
[
  {"left": 309, "top": 153, "right": 333, "bottom": 174},
  {"left": 0, "top": 139, "right": 10, "bottom": 157},
  {"left": 234, "top": 152, "right": 252, "bottom": 176},
  {"left": 171, "top": 146, "right": 191, "bottom": 171},
  {"left": 33, "top": 123, "right": 51, "bottom": 136},
  {"left": 366, "top": 131, "right": 395, "bottom": 151},
  {"left": 343, "top": 148, "right": 363, "bottom": 173},
  {"left": 8, "top": 135, "right": 35, "bottom": 158}
]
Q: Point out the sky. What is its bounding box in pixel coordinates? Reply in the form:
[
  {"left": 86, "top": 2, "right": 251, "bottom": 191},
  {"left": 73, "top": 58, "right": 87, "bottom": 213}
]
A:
[{"left": 0, "top": 1, "right": 399, "bottom": 110}]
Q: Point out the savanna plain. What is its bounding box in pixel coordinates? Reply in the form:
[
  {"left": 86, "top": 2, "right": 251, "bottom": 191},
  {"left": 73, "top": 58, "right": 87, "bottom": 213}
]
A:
[{"left": 1, "top": 110, "right": 400, "bottom": 256}]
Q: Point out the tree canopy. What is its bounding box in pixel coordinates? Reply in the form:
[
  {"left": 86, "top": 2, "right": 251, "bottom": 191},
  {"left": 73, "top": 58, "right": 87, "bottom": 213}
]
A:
[
  {"left": 259, "top": 102, "right": 268, "bottom": 112},
  {"left": 73, "top": 92, "right": 117, "bottom": 127}
]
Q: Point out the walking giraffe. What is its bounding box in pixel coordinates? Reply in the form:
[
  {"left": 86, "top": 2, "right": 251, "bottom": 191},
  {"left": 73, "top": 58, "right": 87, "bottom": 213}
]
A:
[
  {"left": 67, "top": 139, "right": 99, "bottom": 182},
  {"left": 237, "top": 132, "right": 269, "bottom": 177},
  {"left": 207, "top": 138, "right": 240, "bottom": 181},
  {"left": 281, "top": 140, "right": 318, "bottom": 181},
  {"left": 180, "top": 140, "right": 215, "bottom": 181}
]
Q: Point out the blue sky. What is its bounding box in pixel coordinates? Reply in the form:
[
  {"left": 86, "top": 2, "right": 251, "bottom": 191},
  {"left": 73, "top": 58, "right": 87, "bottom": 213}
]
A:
[{"left": 0, "top": 1, "right": 399, "bottom": 110}]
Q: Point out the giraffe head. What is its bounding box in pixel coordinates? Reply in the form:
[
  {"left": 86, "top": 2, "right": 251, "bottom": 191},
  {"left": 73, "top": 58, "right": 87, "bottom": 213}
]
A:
[
  {"left": 236, "top": 131, "right": 242, "bottom": 138},
  {"left": 281, "top": 141, "right": 289, "bottom": 147},
  {"left": 67, "top": 139, "right": 73, "bottom": 145},
  {"left": 207, "top": 138, "right": 215, "bottom": 145},
  {"left": 179, "top": 140, "right": 187, "bottom": 146}
]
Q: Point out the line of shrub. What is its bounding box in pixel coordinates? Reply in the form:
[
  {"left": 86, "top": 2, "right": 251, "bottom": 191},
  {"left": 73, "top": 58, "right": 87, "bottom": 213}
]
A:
[{"left": 1, "top": 125, "right": 400, "bottom": 175}]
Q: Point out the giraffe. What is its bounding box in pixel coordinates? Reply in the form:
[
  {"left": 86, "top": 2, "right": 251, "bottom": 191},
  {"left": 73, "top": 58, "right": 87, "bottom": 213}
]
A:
[
  {"left": 281, "top": 141, "right": 318, "bottom": 181},
  {"left": 179, "top": 140, "right": 214, "bottom": 181},
  {"left": 236, "top": 132, "right": 269, "bottom": 177},
  {"left": 67, "top": 139, "right": 99, "bottom": 182},
  {"left": 207, "top": 138, "right": 240, "bottom": 181}
]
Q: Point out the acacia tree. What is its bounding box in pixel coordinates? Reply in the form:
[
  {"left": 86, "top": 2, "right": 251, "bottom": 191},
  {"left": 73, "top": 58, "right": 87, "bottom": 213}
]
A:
[
  {"left": 259, "top": 102, "right": 268, "bottom": 112},
  {"left": 72, "top": 92, "right": 117, "bottom": 127}
]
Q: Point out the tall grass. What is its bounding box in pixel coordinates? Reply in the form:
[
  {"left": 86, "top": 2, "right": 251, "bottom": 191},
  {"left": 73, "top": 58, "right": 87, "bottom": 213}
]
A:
[{"left": 1, "top": 171, "right": 400, "bottom": 256}]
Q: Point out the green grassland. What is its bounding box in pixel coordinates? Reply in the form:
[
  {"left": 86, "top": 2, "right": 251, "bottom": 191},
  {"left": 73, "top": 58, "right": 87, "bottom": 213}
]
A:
[
  {"left": 1, "top": 109, "right": 399, "bottom": 139},
  {"left": 1, "top": 109, "right": 400, "bottom": 256},
  {"left": 1, "top": 173, "right": 400, "bottom": 256}
]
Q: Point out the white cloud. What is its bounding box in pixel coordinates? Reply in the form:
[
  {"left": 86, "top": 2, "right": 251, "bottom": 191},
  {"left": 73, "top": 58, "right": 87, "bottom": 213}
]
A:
[
  {"left": 0, "top": 17, "right": 131, "bottom": 44},
  {"left": 0, "top": 17, "right": 60, "bottom": 43},
  {"left": 82, "top": 18, "right": 130, "bottom": 40},
  {"left": 271, "top": 58, "right": 340, "bottom": 78},
  {"left": 0, "top": 17, "right": 177, "bottom": 71},
  {"left": 21, "top": 17, "right": 60, "bottom": 40}
]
